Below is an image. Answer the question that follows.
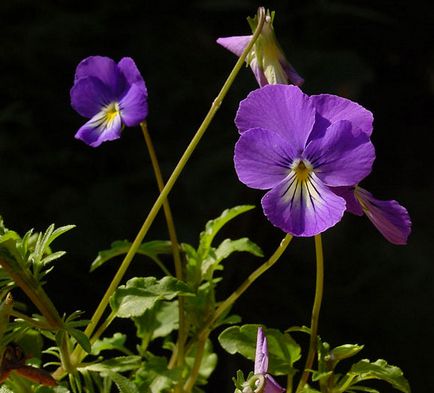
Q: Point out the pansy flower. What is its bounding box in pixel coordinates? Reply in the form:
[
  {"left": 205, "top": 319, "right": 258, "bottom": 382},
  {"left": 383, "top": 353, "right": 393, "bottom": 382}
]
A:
[
  {"left": 217, "top": 10, "right": 303, "bottom": 87},
  {"left": 253, "top": 327, "right": 285, "bottom": 393},
  {"left": 334, "top": 186, "right": 411, "bottom": 245},
  {"left": 234, "top": 84, "right": 375, "bottom": 237},
  {"left": 71, "top": 56, "right": 148, "bottom": 147}
]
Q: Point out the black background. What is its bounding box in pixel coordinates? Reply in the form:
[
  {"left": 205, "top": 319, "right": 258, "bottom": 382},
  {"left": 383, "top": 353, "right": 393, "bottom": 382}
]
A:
[{"left": 0, "top": 0, "right": 433, "bottom": 392}]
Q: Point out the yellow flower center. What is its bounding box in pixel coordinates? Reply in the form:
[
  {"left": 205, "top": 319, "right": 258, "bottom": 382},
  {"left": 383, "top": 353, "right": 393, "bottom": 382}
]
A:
[
  {"left": 291, "top": 159, "right": 313, "bottom": 182},
  {"left": 103, "top": 102, "right": 121, "bottom": 126}
]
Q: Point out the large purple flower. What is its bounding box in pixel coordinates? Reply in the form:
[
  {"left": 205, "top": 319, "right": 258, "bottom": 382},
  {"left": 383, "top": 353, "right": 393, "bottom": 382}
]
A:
[
  {"left": 71, "top": 56, "right": 148, "bottom": 147},
  {"left": 217, "top": 11, "right": 303, "bottom": 87},
  {"left": 234, "top": 84, "right": 375, "bottom": 237},
  {"left": 254, "top": 327, "right": 285, "bottom": 393},
  {"left": 334, "top": 186, "right": 411, "bottom": 245}
]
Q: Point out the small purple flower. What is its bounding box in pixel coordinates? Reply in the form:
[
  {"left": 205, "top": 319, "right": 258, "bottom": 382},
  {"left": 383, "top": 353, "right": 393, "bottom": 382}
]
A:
[
  {"left": 334, "top": 186, "right": 411, "bottom": 245},
  {"left": 234, "top": 84, "right": 375, "bottom": 237},
  {"left": 70, "top": 56, "right": 148, "bottom": 147},
  {"left": 217, "top": 11, "right": 303, "bottom": 87},
  {"left": 254, "top": 327, "right": 285, "bottom": 393}
]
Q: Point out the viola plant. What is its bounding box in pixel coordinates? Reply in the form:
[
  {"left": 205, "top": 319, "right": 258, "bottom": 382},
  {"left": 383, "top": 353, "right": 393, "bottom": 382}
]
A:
[{"left": 0, "top": 6, "right": 412, "bottom": 393}]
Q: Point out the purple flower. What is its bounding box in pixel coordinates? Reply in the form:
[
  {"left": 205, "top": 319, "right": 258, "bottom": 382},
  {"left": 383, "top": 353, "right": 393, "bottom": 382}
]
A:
[
  {"left": 254, "top": 327, "right": 285, "bottom": 393},
  {"left": 70, "top": 56, "right": 148, "bottom": 147},
  {"left": 217, "top": 11, "right": 303, "bottom": 87},
  {"left": 234, "top": 84, "right": 375, "bottom": 237},
  {"left": 334, "top": 186, "right": 411, "bottom": 245}
]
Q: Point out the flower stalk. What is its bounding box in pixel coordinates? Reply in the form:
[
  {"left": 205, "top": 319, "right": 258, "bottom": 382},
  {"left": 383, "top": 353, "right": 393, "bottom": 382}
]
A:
[{"left": 296, "top": 234, "right": 324, "bottom": 392}]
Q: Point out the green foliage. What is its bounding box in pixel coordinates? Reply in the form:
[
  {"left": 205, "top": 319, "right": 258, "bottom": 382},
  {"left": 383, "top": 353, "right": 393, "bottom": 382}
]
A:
[
  {"left": 218, "top": 324, "right": 301, "bottom": 375},
  {"left": 90, "top": 240, "right": 172, "bottom": 272},
  {"left": 110, "top": 276, "right": 193, "bottom": 318},
  {"left": 92, "top": 333, "right": 129, "bottom": 356},
  {"left": 185, "top": 339, "right": 218, "bottom": 385}
]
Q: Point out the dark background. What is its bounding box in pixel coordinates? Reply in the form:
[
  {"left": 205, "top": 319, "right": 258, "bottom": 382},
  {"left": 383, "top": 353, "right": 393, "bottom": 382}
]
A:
[{"left": 0, "top": 0, "right": 433, "bottom": 392}]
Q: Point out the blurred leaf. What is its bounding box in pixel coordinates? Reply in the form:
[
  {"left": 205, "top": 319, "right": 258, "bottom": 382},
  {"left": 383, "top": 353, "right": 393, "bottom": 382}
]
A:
[
  {"left": 197, "top": 205, "right": 255, "bottom": 259},
  {"left": 84, "top": 356, "right": 142, "bottom": 373},
  {"left": 185, "top": 339, "right": 217, "bottom": 385},
  {"left": 90, "top": 240, "right": 172, "bottom": 272},
  {"left": 134, "top": 300, "right": 179, "bottom": 342},
  {"left": 92, "top": 333, "right": 128, "bottom": 356},
  {"left": 110, "top": 277, "right": 193, "bottom": 318},
  {"left": 218, "top": 324, "right": 301, "bottom": 375},
  {"left": 330, "top": 344, "right": 364, "bottom": 362},
  {"left": 346, "top": 359, "right": 410, "bottom": 393},
  {"left": 67, "top": 327, "right": 91, "bottom": 354},
  {"left": 102, "top": 370, "right": 139, "bottom": 393}
]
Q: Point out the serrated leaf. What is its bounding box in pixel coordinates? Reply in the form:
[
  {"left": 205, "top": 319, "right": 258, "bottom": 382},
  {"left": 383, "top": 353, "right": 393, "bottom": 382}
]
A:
[
  {"left": 348, "top": 359, "right": 410, "bottom": 393},
  {"left": 92, "top": 333, "right": 128, "bottom": 356},
  {"left": 134, "top": 300, "right": 179, "bottom": 342},
  {"left": 83, "top": 356, "right": 142, "bottom": 373},
  {"left": 110, "top": 277, "right": 193, "bottom": 318},
  {"left": 201, "top": 238, "right": 263, "bottom": 279},
  {"left": 102, "top": 370, "right": 140, "bottom": 393},
  {"left": 198, "top": 205, "right": 255, "bottom": 259},
  {"left": 90, "top": 240, "right": 172, "bottom": 272},
  {"left": 218, "top": 324, "right": 301, "bottom": 375}
]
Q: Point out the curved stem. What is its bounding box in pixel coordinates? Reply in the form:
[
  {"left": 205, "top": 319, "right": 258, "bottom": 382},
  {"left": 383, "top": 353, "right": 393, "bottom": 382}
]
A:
[
  {"left": 140, "top": 121, "right": 187, "bottom": 367},
  {"left": 73, "top": 6, "right": 267, "bottom": 361},
  {"left": 183, "top": 232, "right": 293, "bottom": 393},
  {"left": 296, "top": 234, "right": 324, "bottom": 393}
]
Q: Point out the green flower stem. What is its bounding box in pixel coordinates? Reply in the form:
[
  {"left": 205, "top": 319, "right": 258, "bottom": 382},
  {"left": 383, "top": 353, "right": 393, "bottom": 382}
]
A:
[
  {"left": 0, "top": 257, "right": 62, "bottom": 329},
  {"left": 70, "top": 7, "right": 267, "bottom": 367},
  {"left": 287, "top": 373, "right": 294, "bottom": 393},
  {"left": 183, "top": 233, "right": 293, "bottom": 393},
  {"left": 296, "top": 234, "right": 324, "bottom": 393},
  {"left": 140, "top": 120, "right": 187, "bottom": 367}
]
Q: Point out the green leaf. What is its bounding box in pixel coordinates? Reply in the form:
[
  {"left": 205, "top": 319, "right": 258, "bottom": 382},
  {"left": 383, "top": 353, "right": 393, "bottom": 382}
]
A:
[
  {"left": 134, "top": 300, "right": 179, "bottom": 342},
  {"left": 84, "top": 356, "right": 142, "bottom": 373},
  {"left": 102, "top": 370, "right": 140, "bottom": 393},
  {"left": 0, "top": 386, "right": 15, "bottom": 393},
  {"left": 67, "top": 327, "right": 91, "bottom": 354},
  {"left": 110, "top": 277, "right": 193, "bottom": 318},
  {"left": 347, "top": 359, "right": 411, "bottom": 393},
  {"left": 330, "top": 344, "right": 364, "bottom": 362},
  {"left": 201, "top": 238, "right": 263, "bottom": 280},
  {"left": 197, "top": 205, "right": 255, "bottom": 259},
  {"left": 218, "top": 324, "right": 301, "bottom": 375},
  {"left": 91, "top": 333, "right": 128, "bottom": 356},
  {"left": 90, "top": 240, "right": 172, "bottom": 272},
  {"left": 185, "top": 339, "right": 217, "bottom": 385}
]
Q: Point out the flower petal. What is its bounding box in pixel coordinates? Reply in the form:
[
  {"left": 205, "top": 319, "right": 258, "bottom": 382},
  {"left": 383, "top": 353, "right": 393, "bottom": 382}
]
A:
[
  {"left": 311, "top": 93, "right": 374, "bottom": 137},
  {"left": 280, "top": 58, "right": 304, "bottom": 86},
  {"left": 255, "top": 327, "right": 268, "bottom": 375},
  {"left": 74, "top": 56, "right": 126, "bottom": 96},
  {"left": 234, "top": 128, "right": 296, "bottom": 190},
  {"left": 304, "top": 120, "right": 375, "bottom": 186},
  {"left": 74, "top": 110, "right": 122, "bottom": 147},
  {"left": 355, "top": 187, "right": 411, "bottom": 245},
  {"left": 217, "top": 35, "right": 252, "bottom": 57},
  {"left": 264, "top": 375, "right": 285, "bottom": 393},
  {"left": 118, "top": 57, "right": 147, "bottom": 93},
  {"left": 70, "top": 76, "right": 113, "bottom": 118},
  {"left": 249, "top": 57, "right": 268, "bottom": 87},
  {"left": 235, "top": 85, "right": 315, "bottom": 152},
  {"left": 262, "top": 173, "right": 346, "bottom": 236},
  {"left": 119, "top": 84, "right": 148, "bottom": 127},
  {"left": 332, "top": 186, "right": 363, "bottom": 215}
]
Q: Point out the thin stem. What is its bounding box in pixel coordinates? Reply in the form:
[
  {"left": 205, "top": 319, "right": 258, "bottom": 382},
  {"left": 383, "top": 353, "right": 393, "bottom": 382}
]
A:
[
  {"left": 296, "top": 234, "right": 324, "bottom": 393},
  {"left": 73, "top": 6, "right": 267, "bottom": 360},
  {"left": 287, "top": 373, "right": 293, "bottom": 393},
  {"left": 183, "top": 233, "right": 293, "bottom": 393},
  {"left": 10, "top": 309, "right": 52, "bottom": 330},
  {"left": 210, "top": 233, "right": 293, "bottom": 328},
  {"left": 140, "top": 121, "right": 187, "bottom": 367},
  {"left": 89, "top": 310, "right": 116, "bottom": 345},
  {"left": 0, "top": 257, "right": 63, "bottom": 329}
]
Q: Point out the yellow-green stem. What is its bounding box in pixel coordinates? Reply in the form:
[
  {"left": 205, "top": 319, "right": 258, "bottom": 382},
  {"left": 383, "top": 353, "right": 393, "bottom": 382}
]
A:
[
  {"left": 296, "top": 234, "right": 324, "bottom": 393},
  {"left": 140, "top": 121, "right": 187, "bottom": 368},
  {"left": 183, "top": 233, "right": 293, "bottom": 393},
  {"left": 70, "top": 7, "right": 267, "bottom": 368}
]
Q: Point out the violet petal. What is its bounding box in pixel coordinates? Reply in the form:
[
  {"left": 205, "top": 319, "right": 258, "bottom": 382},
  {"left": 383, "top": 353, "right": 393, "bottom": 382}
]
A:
[
  {"left": 304, "top": 120, "right": 375, "bottom": 186},
  {"left": 264, "top": 375, "right": 285, "bottom": 393},
  {"left": 254, "top": 327, "right": 268, "bottom": 375},
  {"left": 333, "top": 186, "right": 364, "bottom": 216},
  {"left": 261, "top": 173, "right": 346, "bottom": 236},
  {"left": 118, "top": 57, "right": 147, "bottom": 93},
  {"left": 216, "top": 35, "right": 252, "bottom": 57},
  {"left": 119, "top": 84, "right": 148, "bottom": 127},
  {"left": 234, "top": 128, "right": 295, "bottom": 190},
  {"left": 235, "top": 85, "right": 315, "bottom": 152}
]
